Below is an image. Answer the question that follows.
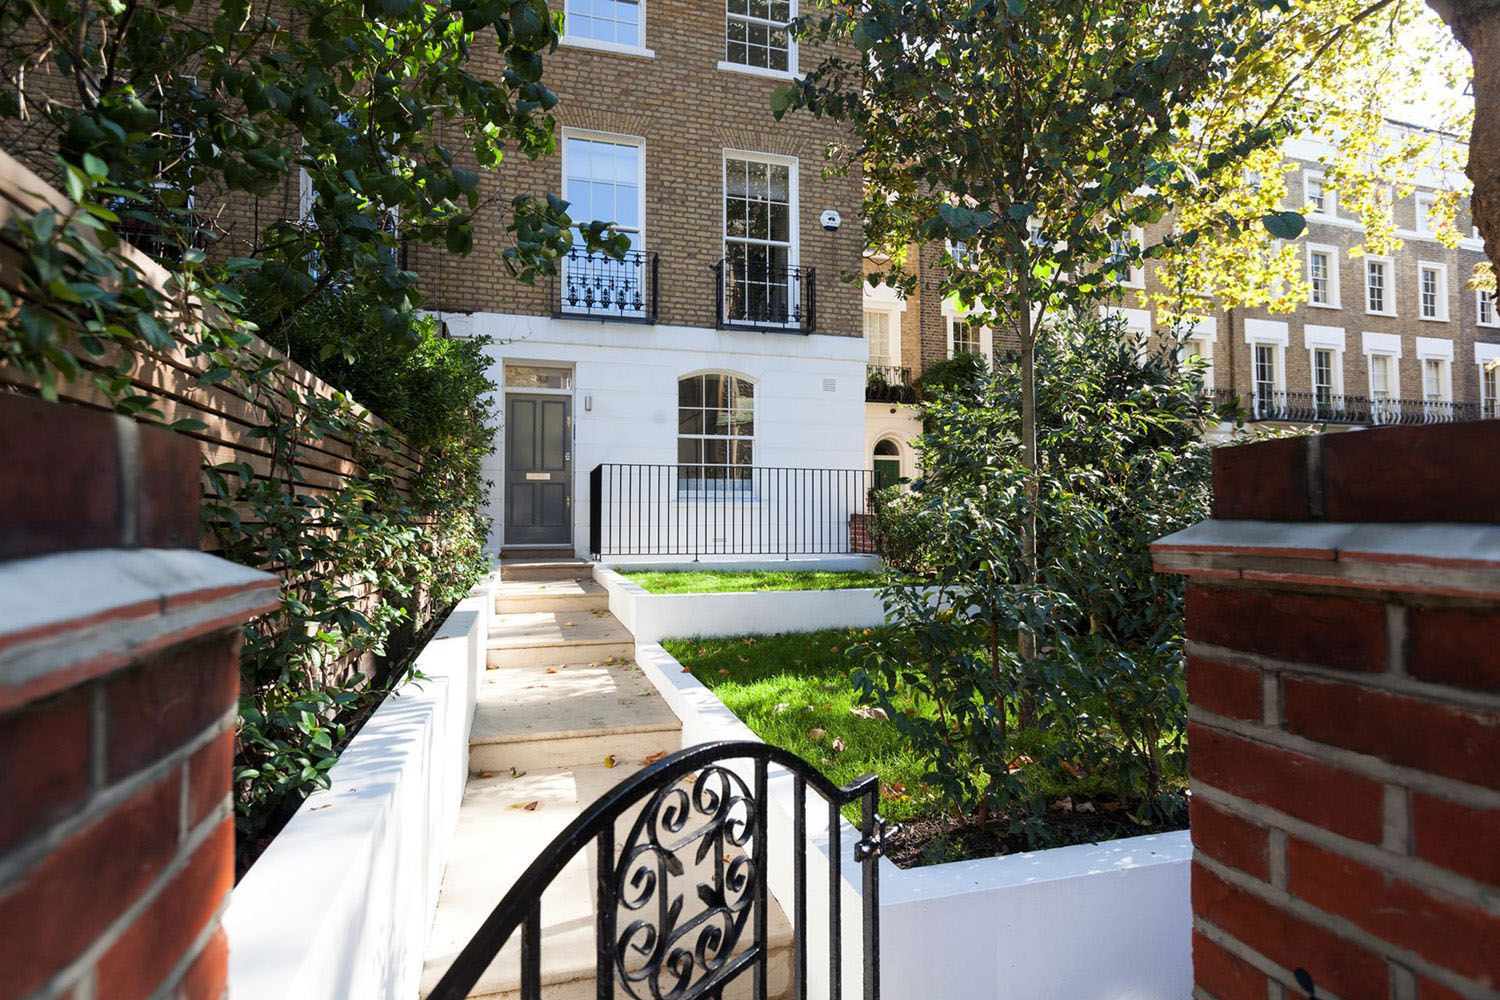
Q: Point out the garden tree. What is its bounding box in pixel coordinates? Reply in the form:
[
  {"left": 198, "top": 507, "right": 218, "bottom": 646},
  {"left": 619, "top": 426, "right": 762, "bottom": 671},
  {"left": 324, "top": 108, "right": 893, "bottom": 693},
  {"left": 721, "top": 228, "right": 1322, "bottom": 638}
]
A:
[
  {"left": 1152, "top": 0, "right": 1478, "bottom": 324},
  {"left": 0, "top": 0, "right": 625, "bottom": 394},
  {"left": 779, "top": 0, "right": 1298, "bottom": 709},
  {"left": 1429, "top": 0, "right": 1500, "bottom": 278},
  {"left": 856, "top": 315, "right": 1210, "bottom": 831}
]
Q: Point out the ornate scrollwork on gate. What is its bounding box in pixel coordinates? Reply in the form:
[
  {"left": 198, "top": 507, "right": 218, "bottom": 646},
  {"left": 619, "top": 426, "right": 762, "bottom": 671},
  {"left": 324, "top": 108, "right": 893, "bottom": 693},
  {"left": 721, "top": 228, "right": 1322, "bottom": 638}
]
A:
[{"left": 613, "top": 764, "right": 760, "bottom": 1000}]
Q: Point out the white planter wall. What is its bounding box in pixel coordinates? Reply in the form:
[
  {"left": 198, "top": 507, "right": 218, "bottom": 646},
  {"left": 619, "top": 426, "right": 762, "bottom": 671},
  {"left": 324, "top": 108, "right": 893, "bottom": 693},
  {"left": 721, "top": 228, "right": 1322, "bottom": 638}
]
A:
[
  {"left": 447, "top": 312, "right": 870, "bottom": 558},
  {"left": 594, "top": 564, "right": 887, "bottom": 641},
  {"left": 635, "top": 640, "right": 1193, "bottom": 1000},
  {"left": 225, "top": 584, "right": 491, "bottom": 1000}
]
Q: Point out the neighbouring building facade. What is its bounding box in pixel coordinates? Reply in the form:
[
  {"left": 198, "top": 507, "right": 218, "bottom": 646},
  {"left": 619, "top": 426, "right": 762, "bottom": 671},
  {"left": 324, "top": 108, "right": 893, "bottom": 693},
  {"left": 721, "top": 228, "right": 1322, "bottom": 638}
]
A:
[
  {"left": 406, "top": 0, "right": 869, "bottom": 559},
  {"left": 866, "top": 127, "right": 1500, "bottom": 450}
]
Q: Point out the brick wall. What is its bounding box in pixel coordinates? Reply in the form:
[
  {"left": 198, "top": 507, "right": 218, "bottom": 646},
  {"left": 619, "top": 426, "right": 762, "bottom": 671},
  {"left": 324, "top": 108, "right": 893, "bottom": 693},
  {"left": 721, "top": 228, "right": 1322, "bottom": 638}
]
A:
[
  {"left": 1153, "top": 422, "right": 1500, "bottom": 1000},
  {"left": 0, "top": 393, "right": 279, "bottom": 1000}
]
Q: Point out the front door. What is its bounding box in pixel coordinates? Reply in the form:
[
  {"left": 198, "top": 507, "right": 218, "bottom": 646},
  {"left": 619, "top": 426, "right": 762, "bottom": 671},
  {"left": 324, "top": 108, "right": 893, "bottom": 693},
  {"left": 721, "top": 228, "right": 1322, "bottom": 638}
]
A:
[{"left": 505, "top": 394, "right": 571, "bottom": 545}]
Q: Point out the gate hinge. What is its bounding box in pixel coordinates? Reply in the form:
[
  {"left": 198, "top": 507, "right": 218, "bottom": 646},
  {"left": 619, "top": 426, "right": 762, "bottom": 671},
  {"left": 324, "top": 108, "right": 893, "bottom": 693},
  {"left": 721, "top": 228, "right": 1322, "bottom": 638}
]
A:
[{"left": 854, "top": 818, "right": 901, "bottom": 862}]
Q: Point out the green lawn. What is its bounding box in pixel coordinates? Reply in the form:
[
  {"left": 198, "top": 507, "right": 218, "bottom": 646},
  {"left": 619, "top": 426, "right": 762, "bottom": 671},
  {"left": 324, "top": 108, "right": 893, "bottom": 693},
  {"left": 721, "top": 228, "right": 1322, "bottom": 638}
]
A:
[
  {"left": 618, "top": 569, "right": 883, "bottom": 594},
  {"left": 662, "top": 628, "right": 936, "bottom": 823},
  {"left": 664, "top": 627, "right": 1187, "bottom": 860}
]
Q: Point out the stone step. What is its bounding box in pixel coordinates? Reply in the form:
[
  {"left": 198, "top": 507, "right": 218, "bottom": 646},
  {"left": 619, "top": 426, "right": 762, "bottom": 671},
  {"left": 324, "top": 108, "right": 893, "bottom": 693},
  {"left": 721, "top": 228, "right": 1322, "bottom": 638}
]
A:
[
  {"left": 421, "top": 764, "right": 792, "bottom": 1000},
  {"left": 501, "top": 559, "right": 594, "bottom": 583},
  {"left": 469, "top": 659, "right": 680, "bottom": 772},
  {"left": 486, "top": 610, "right": 634, "bottom": 668},
  {"left": 500, "top": 546, "right": 576, "bottom": 560},
  {"left": 494, "top": 578, "right": 609, "bottom": 615}
]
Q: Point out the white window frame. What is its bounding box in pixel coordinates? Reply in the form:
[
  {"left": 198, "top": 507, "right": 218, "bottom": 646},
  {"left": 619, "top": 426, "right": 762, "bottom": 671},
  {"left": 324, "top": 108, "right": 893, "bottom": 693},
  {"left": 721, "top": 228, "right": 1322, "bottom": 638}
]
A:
[
  {"left": 1417, "top": 261, "right": 1449, "bottom": 322},
  {"left": 1107, "top": 225, "right": 1145, "bottom": 288},
  {"left": 676, "top": 370, "right": 756, "bottom": 496},
  {"left": 1304, "top": 169, "right": 1335, "bottom": 218},
  {"left": 1477, "top": 343, "right": 1500, "bottom": 418},
  {"left": 560, "top": 129, "right": 647, "bottom": 317},
  {"left": 720, "top": 0, "right": 797, "bottom": 79},
  {"left": 1100, "top": 305, "right": 1152, "bottom": 338},
  {"left": 562, "top": 0, "right": 654, "bottom": 57},
  {"left": 1416, "top": 336, "right": 1454, "bottom": 404},
  {"left": 1479, "top": 289, "right": 1499, "bottom": 328},
  {"left": 862, "top": 283, "right": 906, "bottom": 369},
  {"left": 1306, "top": 243, "right": 1340, "bottom": 309},
  {"left": 944, "top": 312, "right": 992, "bottom": 361},
  {"left": 1414, "top": 192, "right": 1437, "bottom": 237},
  {"left": 1362, "top": 331, "right": 1403, "bottom": 423},
  {"left": 1177, "top": 316, "right": 1217, "bottom": 390},
  {"left": 1245, "top": 319, "right": 1288, "bottom": 418},
  {"left": 1304, "top": 324, "right": 1346, "bottom": 403},
  {"left": 1364, "top": 255, "right": 1396, "bottom": 316},
  {"left": 721, "top": 148, "right": 800, "bottom": 329}
]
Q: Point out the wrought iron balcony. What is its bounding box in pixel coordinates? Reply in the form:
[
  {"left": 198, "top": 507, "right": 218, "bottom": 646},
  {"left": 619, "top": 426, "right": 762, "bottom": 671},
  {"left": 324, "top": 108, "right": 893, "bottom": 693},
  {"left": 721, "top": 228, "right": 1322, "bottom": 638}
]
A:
[
  {"left": 713, "top": 259, "right": 816, "bottom": 333},
  {"left": 866, "top": 365, "right": 917, "bottom": 404},
  {"left": 554, "top": 247, "right": 658, "bottom": 323},
  {"left": 1218, "top": 390, "right": 1486, "bottom": 427}
]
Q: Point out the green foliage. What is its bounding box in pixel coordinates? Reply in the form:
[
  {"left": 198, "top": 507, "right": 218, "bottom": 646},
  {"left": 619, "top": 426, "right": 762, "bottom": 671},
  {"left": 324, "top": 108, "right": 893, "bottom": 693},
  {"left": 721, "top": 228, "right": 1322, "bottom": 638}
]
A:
[
  {"left": 856, "top": 316, "right": 1210, "bottom": 831},
  {"left": 915, "top": 353, "right": 986, "bottom": 397},
  {"left": 865, "top": 485, "right": 928, "bottom": 574}
]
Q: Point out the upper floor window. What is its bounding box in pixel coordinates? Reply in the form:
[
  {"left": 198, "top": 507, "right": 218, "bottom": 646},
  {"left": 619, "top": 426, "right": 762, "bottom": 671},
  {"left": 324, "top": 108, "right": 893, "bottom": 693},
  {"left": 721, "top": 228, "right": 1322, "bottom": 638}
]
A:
[
  {"left": 678, "top": 373, "right": 754, "bottom": 491},
  {"left": 565, "top": 0, "right": 642, "bottom": 48},
  {"left": 1483, "top": 364, "right": 1498, "bottom": 418},
  {"left": 1480, "top": 289, "right": 1497, "bottom": 328},
  {"left": 1107, "top": 226, "right": 1145, "bottom": 288},
  {"left": 864, "top": 309, "right": 897, "bottom": 367},
  {"left": 725, "top": 0, "right": 794, "bottom": 74},
  {"left": 1415, "top": 192, "right": 1436, "bottom": 236},
  {"left": 562, "top": 132, "right": 647, "bottom": 318},
  {"left": 722, "top": 153, "right": 799, "bottom": 327},
  {"left": 1418, "top": 263, "right": 1448, "bottom": 322},
  {"left": 951, "top": 319, "right": 982, "bottom": 357},
  {"left": 1313, "top": 348, "right": 1336, "bottom": 404},
  {"left": 1369, "top": 353, "right": 1394, "bottom": 399},
  {"left": 1307, "top": 245, "right": 1338, "bottom": 307},
  {"left": 1365, "top": 257, "right": 1394, "bottom": 315},
  {"left": 1423, "top": 357, "right": 1448, "bottom": 402},
  {"left": 1305, "top": 171, "right": 1333, "bottom": 216}
]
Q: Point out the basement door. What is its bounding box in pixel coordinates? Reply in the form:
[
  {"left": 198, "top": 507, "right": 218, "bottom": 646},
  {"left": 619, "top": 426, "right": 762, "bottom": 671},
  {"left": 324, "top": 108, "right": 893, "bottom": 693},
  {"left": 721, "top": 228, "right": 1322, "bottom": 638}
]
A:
[{"left": 505, "top": 393, "right": 572, "bottom": 545}]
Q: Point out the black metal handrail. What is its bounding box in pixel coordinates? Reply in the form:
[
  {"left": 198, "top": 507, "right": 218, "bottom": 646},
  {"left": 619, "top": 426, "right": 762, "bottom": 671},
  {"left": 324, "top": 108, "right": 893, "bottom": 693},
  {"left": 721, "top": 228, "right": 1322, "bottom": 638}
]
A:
[
  {"left": 424, "top": 741, "right": 885, "bottom": 1000},
  {"left": 590, "top": 463, "right": 868, "bottom": 559},
  {"left": 865, "top": 365, "right": 917, "bottom": 404},
  {"left": 554, "top": 247, "right": 658, "bottom": 323},
  {"left": 714, "top": 259, "right": 816, "bottom": 333},
  {"left": 1212, "top": 390, "right": 1487, "bottom": 426}
]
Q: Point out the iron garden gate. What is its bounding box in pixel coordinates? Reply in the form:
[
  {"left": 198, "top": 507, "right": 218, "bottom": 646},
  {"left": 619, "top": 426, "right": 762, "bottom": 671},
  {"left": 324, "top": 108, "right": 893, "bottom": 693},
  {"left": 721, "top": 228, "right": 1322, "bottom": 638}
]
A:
[{"left": 425, "top": 740, "right": 886, "bottom": 1000}]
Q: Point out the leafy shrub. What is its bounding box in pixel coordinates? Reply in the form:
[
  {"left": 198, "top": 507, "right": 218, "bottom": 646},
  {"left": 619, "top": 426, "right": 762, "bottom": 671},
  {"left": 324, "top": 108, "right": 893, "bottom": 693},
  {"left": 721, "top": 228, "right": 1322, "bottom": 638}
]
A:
[
  {"left": 867, "top": 484, "right": 929, "bottom": 573},
  {"left": 856, "top": 315, "right": 1210, "bottom": 838},
  {"left": 916, "top": 352, "right": 988, "bottom": 396}
]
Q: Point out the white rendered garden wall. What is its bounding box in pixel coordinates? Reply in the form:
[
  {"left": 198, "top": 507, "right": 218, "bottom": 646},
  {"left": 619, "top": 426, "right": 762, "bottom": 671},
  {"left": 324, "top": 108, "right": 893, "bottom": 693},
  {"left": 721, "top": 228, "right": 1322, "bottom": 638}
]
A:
[
  {"left": 445, "top": 312, "right": 869, "bottom": 559},
  {"left": 594, "top": 564, "right": 886, "bottom": 641},
  {"left": 635, "top": 638, "right": 1193, "bottom": 1000},
  {"left": 225, "top": 583, "right": 492, "bottom": 1000}
]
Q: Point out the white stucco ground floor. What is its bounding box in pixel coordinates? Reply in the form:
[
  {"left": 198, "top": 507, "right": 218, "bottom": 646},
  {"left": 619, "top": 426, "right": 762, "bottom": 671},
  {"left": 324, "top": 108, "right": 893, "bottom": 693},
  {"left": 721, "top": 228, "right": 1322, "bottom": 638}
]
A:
[
  {"left": 442, "top": 311, "right": 871, "bottom": 560},
  {"left": 864, "top": 401, "right": 923, "bottom": 486}
]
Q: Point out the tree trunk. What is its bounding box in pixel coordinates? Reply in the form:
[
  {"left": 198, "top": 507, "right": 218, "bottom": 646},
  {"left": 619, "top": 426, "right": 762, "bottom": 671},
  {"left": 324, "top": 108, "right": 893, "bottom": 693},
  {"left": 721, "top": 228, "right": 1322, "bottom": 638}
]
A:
[
  {"left": 1016, "top": 269, "right": 1038, "bottom": 729},
  {"left": 1431, "top": 0, "right": 1500, "bottom": 277}
]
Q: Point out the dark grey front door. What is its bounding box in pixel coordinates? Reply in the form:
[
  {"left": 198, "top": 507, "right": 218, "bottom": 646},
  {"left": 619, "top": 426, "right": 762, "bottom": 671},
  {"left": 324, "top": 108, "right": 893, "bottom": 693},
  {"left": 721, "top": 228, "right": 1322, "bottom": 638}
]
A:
[{"left": 505, "top": 394, "right": 571, "bottom": 545}]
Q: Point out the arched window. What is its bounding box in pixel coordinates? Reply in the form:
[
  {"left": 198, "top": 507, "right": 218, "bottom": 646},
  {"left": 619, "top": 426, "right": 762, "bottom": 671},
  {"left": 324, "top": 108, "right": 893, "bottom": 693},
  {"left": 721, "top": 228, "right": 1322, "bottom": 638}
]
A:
[
  {"left": 678, "top": 373, "right": 754, "bottom": 491},
  {"left": 873, "top": 439, "right": 899, "bottom": 457}
]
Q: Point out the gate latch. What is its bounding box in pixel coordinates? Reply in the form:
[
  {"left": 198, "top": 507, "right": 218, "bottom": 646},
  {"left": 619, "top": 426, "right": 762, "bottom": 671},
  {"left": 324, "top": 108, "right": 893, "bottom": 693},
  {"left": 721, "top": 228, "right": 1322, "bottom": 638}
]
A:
[{"left": 854, "top": 817, "right": 901, "bottom": 862}]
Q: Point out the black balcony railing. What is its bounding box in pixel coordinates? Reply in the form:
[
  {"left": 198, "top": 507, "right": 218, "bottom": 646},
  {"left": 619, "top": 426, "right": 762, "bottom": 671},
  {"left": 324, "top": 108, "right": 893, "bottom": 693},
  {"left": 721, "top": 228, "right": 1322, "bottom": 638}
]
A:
[
  {"left": 866, "top": 365, "right": 917, "bottom": 404},
  {"left": 554, "top": 247, "right": 658, "bottom": 323},
  {"left": 714, "top": 259, "right": 816, "bottom": 333},
  {"left": 589, "top": 463, "right": 868, "bottom": 558},
  {"left": 1217, "top": 390, "right": 1488, "bottom": 426}
]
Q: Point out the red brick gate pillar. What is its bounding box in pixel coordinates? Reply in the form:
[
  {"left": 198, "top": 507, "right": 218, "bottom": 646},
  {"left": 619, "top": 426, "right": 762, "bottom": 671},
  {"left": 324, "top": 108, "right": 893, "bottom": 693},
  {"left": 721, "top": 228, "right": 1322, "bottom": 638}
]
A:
[
  {"left": 1154, "top": 423, "right": 1500, "bottom": 1000},
  {"left": 0, "top": 394, "right": 278, "bottom": 1000}
]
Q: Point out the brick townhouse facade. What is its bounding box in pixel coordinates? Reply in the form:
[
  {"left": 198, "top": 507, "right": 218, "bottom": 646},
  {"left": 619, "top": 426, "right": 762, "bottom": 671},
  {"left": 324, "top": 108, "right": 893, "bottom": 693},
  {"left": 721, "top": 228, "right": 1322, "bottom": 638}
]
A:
[
  {"left": 866, "top": 128, "right": 1500, "bottom": 452},
  {"left": 401, "top": 0, "right": 868, "bottom": 558}
]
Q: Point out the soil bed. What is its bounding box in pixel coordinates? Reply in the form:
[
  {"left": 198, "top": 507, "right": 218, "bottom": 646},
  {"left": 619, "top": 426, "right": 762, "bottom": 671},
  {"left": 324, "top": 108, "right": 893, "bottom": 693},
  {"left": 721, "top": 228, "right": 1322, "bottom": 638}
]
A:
[{"left": 882, "top": 804, "right": 1188, "bottom": 869}]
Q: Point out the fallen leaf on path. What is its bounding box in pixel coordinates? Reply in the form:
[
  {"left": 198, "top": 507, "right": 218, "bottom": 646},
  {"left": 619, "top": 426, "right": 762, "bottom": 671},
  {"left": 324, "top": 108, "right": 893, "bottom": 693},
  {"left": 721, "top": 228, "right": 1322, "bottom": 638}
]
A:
[
  {"left": 619, "top": 699, "right": 634, "bottom": 706},
  {"left": 509, "top": 801, "right": 540, "bottom": 811},
  {"left": 604, "top": 755, "right": 617, "bottom": 768},
  {"left": 545, "top": 668, "right": 557, "bottom": 674},
  {"left": 642, "top": 751, "right": 667, "bottom": 765},
  {"left": 476, "top": 770, "right": 494, "bottom": 779},
  {"left": 509, "top": 768, "right": 525, "bottom": 778}
]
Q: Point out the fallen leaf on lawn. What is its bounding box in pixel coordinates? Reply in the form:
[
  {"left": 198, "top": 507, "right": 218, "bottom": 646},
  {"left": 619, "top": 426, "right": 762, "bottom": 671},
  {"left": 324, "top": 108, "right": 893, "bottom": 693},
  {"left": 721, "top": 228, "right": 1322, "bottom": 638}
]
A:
[
  {"left": 1049, "top": 796, "right": 1074, "bottom": 815},
  {"left": 849, "top": 706, "right": 888, "bottom": 720},
  {"left": 509, "top": 801, "right": 540, "bottom": 811},
  {"left": 819, "top": 702, "right": 834, "bottom": 712},
  {"left": 743, "top": 637, "right": 757, "bottom": 646},
  {"left": 774, "top": 702, "right": 791, "bottom": 713},
  {"left": 642, "top": 751, "right": 667, "bottom": 765},
  {"left": 1076, "top": 801, "right": 1096, "bottom": 814},
  {"left": 1100, "top": 801, "right": 1125, "bottom": 813},
  {"left": 808, "top": 727, "right": 826, "bottom": 741},
  {"left": 1006, "top": 754, "right": 1034, "bottom": 773},
  {"left": 719, "top": 668, "right": 730, "bottom": 676},
  {"left": 696, "top": 648, "right": 708, "bottom": 656},
  {"left": 604, "top": 755, "right": 617, "bottom": 768},
  {"left": 831, "top": 737, "right": 846, "bottom": 753},
  {"left": 1125, "top": 811, "right": 1151, "bottom": 827},
  {"left": 1060, "top": 760, "right": 1083, "bottom": 779},
  {"left": 681, "top": 665, "right": 693, "bottom": 673},
  {"left": 737, "top": 655, "right": 748, "bottom": 663}
]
